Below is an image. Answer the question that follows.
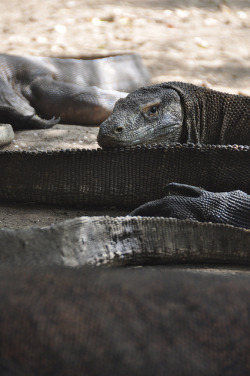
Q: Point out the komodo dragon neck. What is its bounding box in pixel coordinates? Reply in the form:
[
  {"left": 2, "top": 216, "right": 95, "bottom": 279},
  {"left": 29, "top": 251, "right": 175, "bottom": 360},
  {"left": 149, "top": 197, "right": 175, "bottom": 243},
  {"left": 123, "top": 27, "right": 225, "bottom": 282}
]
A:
[{"left": 97, "top": 82, "right": 250, "bottom": 147}]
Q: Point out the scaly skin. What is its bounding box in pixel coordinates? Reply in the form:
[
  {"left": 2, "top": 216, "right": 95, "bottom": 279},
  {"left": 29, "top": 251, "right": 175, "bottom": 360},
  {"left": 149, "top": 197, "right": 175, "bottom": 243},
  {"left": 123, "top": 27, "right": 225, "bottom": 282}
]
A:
[
  {"left": 0, "top": 53, "right": 149, "bottom": 131},
  {"left": 97, "top": 81, "right": 250, "bottom": 147},
  {"left": 98, "top": 86, "right": 183, "bottom": 146},
  {"left": 129, "top": 183, "right": 250, "bottom": 229}
]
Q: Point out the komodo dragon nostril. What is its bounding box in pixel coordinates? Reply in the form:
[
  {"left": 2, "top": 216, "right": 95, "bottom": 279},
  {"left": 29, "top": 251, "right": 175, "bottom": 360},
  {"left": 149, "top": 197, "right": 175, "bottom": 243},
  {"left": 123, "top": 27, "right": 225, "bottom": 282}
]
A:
[{"left": 114, "top": 126, "right": 123, "bottom": 133}]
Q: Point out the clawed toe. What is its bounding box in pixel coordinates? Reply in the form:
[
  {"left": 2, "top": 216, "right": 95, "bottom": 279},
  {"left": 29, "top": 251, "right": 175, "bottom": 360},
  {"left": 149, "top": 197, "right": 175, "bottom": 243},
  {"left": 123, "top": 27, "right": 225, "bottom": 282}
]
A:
[
  {"left": 27, "top": 114, "right": 61, "bottom": 129},
  {"left": 50, "top": 116, "right": 60, "bottom": 125},
  {"left": 44, "top": 116, "right": 61, "bottom": 128}
]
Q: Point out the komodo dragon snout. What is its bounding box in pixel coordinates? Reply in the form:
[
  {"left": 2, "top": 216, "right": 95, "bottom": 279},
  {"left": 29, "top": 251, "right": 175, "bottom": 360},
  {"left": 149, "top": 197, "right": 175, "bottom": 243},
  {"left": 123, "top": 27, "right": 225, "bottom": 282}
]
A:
[{"left": 97, "top": 86, "right": 183, "bottom": 147}]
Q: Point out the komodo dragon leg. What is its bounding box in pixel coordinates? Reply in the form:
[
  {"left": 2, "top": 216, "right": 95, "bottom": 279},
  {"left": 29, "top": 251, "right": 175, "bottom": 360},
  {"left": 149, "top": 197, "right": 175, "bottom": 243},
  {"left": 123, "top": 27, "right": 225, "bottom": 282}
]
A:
[
  {"left": 24, "top": 77, "right": 128, "bottom": 126},
  {"left": 0, "top": 78, "right": 128, "bottom": 140},
  {"left": 0, "top": 81, "right": 59, "bottom": 130},
  {"left": 0, "top": 53, "right": 150, "bottom": 142},
  {"left": 129, "top": 183, "right": 250, "bottom": 229}
]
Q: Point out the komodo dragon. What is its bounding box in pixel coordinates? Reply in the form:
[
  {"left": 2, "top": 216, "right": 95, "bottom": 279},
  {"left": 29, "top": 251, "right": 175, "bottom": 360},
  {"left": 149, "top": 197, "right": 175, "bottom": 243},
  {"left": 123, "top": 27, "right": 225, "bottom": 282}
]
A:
[
  {"left": 97, "top": 81, "right": 250, "bottom": 227},
  {"left": 0, "top": 81, "right": 250, "bottom": 373},
  {"left": 0, "top": 52, "right": 149, "bottom": 145},
  {"left": 97, "top": 81, "right": 250, "bottom": 146}
]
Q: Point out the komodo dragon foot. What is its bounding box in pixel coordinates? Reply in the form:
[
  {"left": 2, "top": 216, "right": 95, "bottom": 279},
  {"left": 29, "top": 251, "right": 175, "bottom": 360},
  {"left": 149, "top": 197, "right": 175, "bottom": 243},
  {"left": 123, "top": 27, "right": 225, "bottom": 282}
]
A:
[{"left": 129, "top": 183, "right": 250, "bottom": 229}]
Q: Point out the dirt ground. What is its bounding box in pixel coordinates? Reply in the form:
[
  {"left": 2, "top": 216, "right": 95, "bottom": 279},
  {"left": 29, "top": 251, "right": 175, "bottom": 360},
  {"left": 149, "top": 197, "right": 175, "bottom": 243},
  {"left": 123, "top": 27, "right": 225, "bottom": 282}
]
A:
[{"left": 0, "top": 0, "right": 249, "bottom": 229}]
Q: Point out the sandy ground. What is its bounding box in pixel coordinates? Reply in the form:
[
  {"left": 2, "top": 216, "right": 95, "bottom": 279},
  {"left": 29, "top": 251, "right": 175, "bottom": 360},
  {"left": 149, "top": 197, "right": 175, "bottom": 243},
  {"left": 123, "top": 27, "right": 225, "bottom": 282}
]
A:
[{"left": 0, "top": 0, "right": 249, "bottom": 229}]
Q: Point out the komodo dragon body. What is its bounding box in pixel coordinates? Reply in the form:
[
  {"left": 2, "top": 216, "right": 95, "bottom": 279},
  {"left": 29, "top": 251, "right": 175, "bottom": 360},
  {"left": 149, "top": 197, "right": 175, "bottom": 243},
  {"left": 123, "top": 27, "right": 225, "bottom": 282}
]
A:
[
  {"left": 0, "top": 52, "right": 149, "bottom": 131},
  {"left": 97, "top": 81, "right": 250, "bottom": 226},
  {"left": 97, "top": 81, "right": 250, "bottom": 147}
]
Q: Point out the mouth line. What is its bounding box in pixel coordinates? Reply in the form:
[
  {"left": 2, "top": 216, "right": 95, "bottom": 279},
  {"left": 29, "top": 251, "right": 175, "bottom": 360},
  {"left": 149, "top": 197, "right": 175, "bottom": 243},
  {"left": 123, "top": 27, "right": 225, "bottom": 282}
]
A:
[
  {"left": 98, "top": 123, "right": 179, "bottom": 147},
  {"left": 98, "top": 135, "right": 140, "bottom": 147}
]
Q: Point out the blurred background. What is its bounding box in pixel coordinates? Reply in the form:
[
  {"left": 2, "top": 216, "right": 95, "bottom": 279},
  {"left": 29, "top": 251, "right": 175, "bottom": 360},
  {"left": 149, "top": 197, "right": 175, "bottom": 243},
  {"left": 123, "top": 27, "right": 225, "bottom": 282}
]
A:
[{"left": 0, "top": 0, "right": 249, "bottom": 94}]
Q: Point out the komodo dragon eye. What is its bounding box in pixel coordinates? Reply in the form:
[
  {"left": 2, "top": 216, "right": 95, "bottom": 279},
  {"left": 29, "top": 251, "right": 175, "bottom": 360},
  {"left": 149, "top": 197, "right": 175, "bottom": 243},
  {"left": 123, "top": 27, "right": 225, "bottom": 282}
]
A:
[
  {"left": 149, "top": 106, "right": 158, "bottom": 114},
  {"left": 142, "top": 103, "right": 160, "bottom": 119}
]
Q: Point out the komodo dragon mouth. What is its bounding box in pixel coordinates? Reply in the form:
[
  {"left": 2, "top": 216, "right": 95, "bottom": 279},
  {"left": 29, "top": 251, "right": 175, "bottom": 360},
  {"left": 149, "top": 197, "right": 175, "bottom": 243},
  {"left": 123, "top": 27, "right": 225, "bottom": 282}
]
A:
[{"left": 97, "top": 123, "right": 181, "bottom": 147}]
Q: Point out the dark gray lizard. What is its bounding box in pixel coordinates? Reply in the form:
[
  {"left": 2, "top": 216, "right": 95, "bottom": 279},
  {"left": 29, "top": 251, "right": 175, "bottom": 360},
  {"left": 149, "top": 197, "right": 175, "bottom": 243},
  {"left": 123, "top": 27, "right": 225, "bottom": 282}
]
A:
[
  {"left": 0, "top": 52, "right": 149, "bottom": 132},
  {"left": 97, "top": 82, "right": 250, "bottom": 227},
  {"left": 97, "top": 81, "right": 250, "bottom": 147},
  {"left": 0, "top": 120, "right": 250, "bottom": 373}
]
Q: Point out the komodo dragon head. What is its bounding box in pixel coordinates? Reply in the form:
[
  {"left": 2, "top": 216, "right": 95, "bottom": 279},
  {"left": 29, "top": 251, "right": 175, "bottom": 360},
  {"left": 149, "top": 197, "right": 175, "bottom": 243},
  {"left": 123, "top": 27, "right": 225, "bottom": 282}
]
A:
[{"left": 97, "top": 84, "right": 183, "bottom": 147}]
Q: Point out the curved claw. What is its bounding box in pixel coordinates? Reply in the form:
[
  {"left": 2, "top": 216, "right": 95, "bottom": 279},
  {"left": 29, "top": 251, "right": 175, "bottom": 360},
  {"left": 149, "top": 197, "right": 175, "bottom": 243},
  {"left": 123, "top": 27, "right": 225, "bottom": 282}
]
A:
[
  {"left": 47, "top": 116, "right": 61, "bottom": 126},
  {"left": 28, "top": 114, "right": 61, "bottom": 129}
]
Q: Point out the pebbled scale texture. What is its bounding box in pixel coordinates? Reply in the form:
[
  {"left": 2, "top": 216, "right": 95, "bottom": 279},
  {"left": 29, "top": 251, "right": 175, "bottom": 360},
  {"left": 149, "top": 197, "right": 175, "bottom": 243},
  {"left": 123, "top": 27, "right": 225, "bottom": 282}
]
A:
[
  {"left": 0, "top": 80, "right": 249, "bottom": 375},
  {"left": 0, "top": 143, "right": 249, "bottom": 207}
]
